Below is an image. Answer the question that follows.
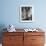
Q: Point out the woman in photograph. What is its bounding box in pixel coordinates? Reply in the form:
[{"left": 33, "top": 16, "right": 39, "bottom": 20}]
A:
[
  {"left": 27, "top": 7, "right": 32, "bottom": 20},
  {"left": 21, "top": 7, "right": 32, "bottom": 20},
  {"left": 22, "top": 7, "right": 27, "bottom": 20}
]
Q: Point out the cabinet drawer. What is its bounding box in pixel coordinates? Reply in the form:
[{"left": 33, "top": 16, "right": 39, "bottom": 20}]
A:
[
  {"left": 32, "top": 44, "right": 44, "bottom": 46},
  {"left": 3, "top": 43, "right": 23, "bottom": 46},
  {"left": 3, "top": 36, "right": 23, "bottom": 46},
  {"left": 24, "top": 32, "right": 44, "bottom": 36},
  {"left": 32, "top": 36, "right": 45, "bottom": 44},
  {"left": 3, "top": 32, "right": 23, "bottom": 36},
  {"left": 3, "top": 36, "right": 23, "bottom": 44},
  {"left": 3, "top": 44, "right": 15, "bottom": 46}
]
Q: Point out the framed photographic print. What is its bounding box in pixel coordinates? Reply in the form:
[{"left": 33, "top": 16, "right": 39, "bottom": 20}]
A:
[{"left": 20, "top": 5, "right": 34, "bottom": 22}]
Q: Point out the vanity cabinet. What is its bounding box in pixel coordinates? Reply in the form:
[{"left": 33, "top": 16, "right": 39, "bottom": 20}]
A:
[
  {"left": 2, "top": 32, "right": 24, "bottom": 46},
  {"left": 24, "top": 32, "right": 45, "bottom": 46},
  {"left": 2, "top": 31, "right": 45, "bottom": 46}
]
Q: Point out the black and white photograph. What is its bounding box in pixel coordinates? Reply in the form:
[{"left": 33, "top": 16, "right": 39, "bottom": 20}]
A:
[{"left": 20, "top": 5, "right": 34, "bottom": 22}]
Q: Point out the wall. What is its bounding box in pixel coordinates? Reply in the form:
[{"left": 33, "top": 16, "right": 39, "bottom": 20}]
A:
[{"left": 0, "top": 0, "right": 46, "bottom": 29}]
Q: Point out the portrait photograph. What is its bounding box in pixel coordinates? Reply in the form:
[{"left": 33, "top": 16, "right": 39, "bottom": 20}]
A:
[{"left": 20, "top": 5, "right": 34, "bottom": 22}]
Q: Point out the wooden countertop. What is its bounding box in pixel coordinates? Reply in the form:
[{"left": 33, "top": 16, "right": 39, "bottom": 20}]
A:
[{"left": 4, "top": 29, "right": 45, "bottom": 33}]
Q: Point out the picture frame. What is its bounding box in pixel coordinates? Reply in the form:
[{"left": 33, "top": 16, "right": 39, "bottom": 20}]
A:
[{"left": 20, "top": 5, "right": 34, "bottom": 22}]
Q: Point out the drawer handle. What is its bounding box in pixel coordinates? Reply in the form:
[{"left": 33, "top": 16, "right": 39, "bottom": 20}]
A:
[
  {"left": 32, "top": 39, "right": 36, "bottom": 40},
  {"left": 9, "top": 38, "right": 12, "bottom": 40},
  {"left": 9, "top": 38, "right": 13, "bottom": 40}
]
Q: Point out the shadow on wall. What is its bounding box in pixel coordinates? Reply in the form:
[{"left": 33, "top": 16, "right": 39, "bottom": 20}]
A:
[{"left": 0, "top": 24, "right": 7, "bottom": 43}]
